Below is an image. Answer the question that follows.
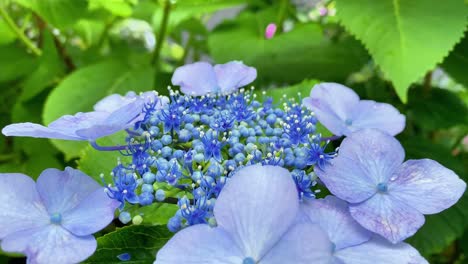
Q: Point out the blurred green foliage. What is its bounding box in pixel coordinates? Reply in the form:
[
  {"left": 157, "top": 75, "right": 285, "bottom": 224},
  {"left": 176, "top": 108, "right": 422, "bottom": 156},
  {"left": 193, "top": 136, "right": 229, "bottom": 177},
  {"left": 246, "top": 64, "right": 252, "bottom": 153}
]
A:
[{"left": 0, "top": 0, "right": 467, "bottom": 263}]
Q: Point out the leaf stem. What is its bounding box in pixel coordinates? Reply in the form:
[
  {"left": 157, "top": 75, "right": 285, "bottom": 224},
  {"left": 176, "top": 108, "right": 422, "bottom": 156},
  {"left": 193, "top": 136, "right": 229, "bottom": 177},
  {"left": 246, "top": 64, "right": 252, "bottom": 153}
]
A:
[
  {"left": 277, "top": 0, "right": 288, "bottom": 32},
  {"left": 0, "top": 6, "right": 42, "bottom": 56},
  {"left": 151, "top": 0, "right": 172, "bottom": 73}
]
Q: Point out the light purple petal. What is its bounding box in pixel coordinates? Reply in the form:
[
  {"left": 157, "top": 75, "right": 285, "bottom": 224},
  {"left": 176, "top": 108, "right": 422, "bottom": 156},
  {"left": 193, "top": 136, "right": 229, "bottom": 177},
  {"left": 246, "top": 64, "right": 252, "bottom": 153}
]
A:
[
  {"left": 93, "top": 94, "right": 129, "bottom": 112},
  {"left": 260, "top": 223, "right": 333, "bottom": 264},
  {"left": 62, "top": 188, "right": 120, "bottom": 236},
  {"left": 334, "top": 236, "right": 428, "bottom": 264},
  {"left": 317, "top": 129, "right": 405, "bottom": 203},
  {"left": 0, "top": 173, "right": 49, "bottom": 238},
  {"left": 172, "top": 62, "right": 218, "bottom": 96},
  {"left": 349, "top": 194, "right": 425, "bottom": 244},
  {"left": 155, "top": 224, "right": 243, "bottom": 264},
  {"left": 301, "top": 196, "right": 371, "bottom": 250},
  {"left": 213, "top": 61, "right": 257, "bottom": 94},
  {"left": 349, "top": 100, "right": 406, "bottom": 136},
  {"left": 302, "top": 83, "right": 360, "bottom": 136},
  {"left": 390, "top": 159, "right": 466, "bottom": 215},
  {"left": 1, "top": 225, "right": 96, "bottom": 264},
  {"left": 36, "top": 167, "right": 101, "bottom": 214},
  {"left": 2, "top": 122, "right": 83, "bottom": 140},
  {"left": 214, "top": 165, "right": 299, "bottom": 260}
]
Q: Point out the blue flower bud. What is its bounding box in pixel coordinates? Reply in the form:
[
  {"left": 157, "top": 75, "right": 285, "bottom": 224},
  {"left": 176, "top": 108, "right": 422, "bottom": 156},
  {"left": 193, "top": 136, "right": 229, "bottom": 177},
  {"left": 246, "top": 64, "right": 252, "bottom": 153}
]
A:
[
  {"left": 119, "top": 211, "right": 132, "bottom": 224},
  {"left": 151, "top": 140, "right": 163, "bottom": 151},
  {"left": 141, "top": 183, "right": 154, "bottom": 193},
  {"left": 173, "top": 149, "right": 184, "bottom": 159},
  {"left": 194, "top": 153, "right": 205, "bottom": 163},
  {"left": 155, "top": 189, "right": 166, "bottom": 201},
  {"left": 161, "top": 135, "right": 172, "bottom": 145},
  {"left": 139, "top": 192, "right": 154, "bottom": 205},
  {"left": 161, "top": 146, "right": 172, "bottom": 158},
  {"left": 167, "top": 215, "right": 182, "bottom": 232},
  {"left": 142, "top": 172, "right": 156, "bottom": 184}
]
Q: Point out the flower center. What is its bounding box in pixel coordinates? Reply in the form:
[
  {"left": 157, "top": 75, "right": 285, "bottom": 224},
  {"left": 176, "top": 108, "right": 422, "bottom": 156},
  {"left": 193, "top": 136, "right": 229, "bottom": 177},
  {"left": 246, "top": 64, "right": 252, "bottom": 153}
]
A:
[
  {"left": 243, "top": 257, "right": 256, "bottom": 264},
  {"left": 345, "top": 119, "right": 353, "bottom": 126},
  {"left": 331, "top": 242, "right": 336, "bottom": 253},
  {"left": 50, "top": 213, "right": 62, "bottom": 224},
  {"left": 377, "top": 182, "right": 388, "bottom": 193}
]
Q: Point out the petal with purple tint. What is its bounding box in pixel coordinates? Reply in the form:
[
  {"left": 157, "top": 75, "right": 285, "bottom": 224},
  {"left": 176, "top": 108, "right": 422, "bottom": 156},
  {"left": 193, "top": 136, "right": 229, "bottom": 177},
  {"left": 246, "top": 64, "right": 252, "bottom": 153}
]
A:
[
  {"left": 155, "top": 224, "right": 243, "bottom": 264},
  {"left": 62, "top": 188, "right": 120, "bottom": 236},
  {"left": 214, "top": 165, "right": 299, "bottom": 260},
  {"left": 1, "top": 225, "right": 97, "bottom": 264},
  {"left": 302, "top": 83, "right": 360, "bottom": 136},
  {"left": 349, "top": 100, "right": 406, "bottom": 136},
  {"left": 349, "top": 194, "right": 425, "bottom": 244},
  {"left": 36, "top": 167, "right": 101, "bottom": 214},
  {"left": 0, "top": 173, "right": 49, "bottom": 238},
  {"left": 93, "top": 94, "right": 130, "bottom": 112},
  {"left": 334, "top": 237, "right": 428, "bottom": 264},
  {"left": 390, "top": 159, "right": 466, "bottom": 215},
  {"left": 260, "top": 223, "right": 333, "bottom": 264},
  {"left": 172, "top": 62, "right": 218, "bottom": 96},
  {"left": 213, "top": 61, "right": 257, "bottom": 94},
  {"left": 317, "top": 129, "right": 405, "bottom": 203},
  {"left": 1, "top": 122, "right": 83, "bottom": 140},
  {"left": 301, "top": 196, "right": 371, "bottom": 250}
]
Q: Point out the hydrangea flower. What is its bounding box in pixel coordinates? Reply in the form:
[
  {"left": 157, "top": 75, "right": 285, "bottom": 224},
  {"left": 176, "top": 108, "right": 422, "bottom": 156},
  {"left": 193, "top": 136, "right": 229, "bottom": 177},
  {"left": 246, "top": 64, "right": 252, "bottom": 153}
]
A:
[
  {"left": 171, "top": 61, "right": 257, "bottom": 96},
  {"left": 316, "top": 129, "right": 466, "bottom": 243},
  {"left": 0, "top": 167, "right": 119, "bottom": 263},
  {"left": 302, "top": 83, "right": 405, "bottom": 136},
  {"left": 2, "top": 91, "right": 163, "bottom": 141},
  {"left": 301, "top": 195, "right": 428, "bottom": 264},
  {"left": 155, "top": 164, "right": 332, "bottom": 263}
]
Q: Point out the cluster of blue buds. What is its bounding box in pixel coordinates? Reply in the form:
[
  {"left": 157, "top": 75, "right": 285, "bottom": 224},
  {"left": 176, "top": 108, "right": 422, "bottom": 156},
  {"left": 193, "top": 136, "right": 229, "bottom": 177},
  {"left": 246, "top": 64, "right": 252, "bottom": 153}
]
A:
[{"left": 108, "top": 86, "right": 336, "bottom": 231}]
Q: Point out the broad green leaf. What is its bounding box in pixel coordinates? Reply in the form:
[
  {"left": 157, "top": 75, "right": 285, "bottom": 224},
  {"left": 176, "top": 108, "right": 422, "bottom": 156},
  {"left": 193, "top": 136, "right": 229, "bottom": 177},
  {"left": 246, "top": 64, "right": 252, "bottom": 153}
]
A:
[
  {"left": 336, "top": 0, "right": 467, "bottom": 102},
  {"left": 19, "top": 31, "right": 65, "bottom": 101},
  {"left": 126, "top": 203, "right": 178, "bottom": 226},
  {"left": 83, "top": 225, "right": 173, "bottom": 264},
  {"left": 442, "top": 32, "right": 468, "bottom": 89},
  {"left": 77, "top": 132, "right": 131, "bottom": 184},
  {"left": 0, "top": 17, "right": 16, "bottom": 45},
  {"left": 0, "top": 44, "right": 38, "bottom": 83},
  {"left": 407, "top": 87, "right": 468, "bottom": 131},
  {"left": 208, "top": 11, "right": 368, "bottom": 84},
  {"left": 89, "top": 0, "right": 135, "bottom": 17},
  {"left": 43, "top": 60, "right": 154, "bottom": 159},
  {"left": 14, "top": 0, "right": 88, "bottom": 28},
  {"left": 403, "top": 138, "right": 468, "bottom": 256}
]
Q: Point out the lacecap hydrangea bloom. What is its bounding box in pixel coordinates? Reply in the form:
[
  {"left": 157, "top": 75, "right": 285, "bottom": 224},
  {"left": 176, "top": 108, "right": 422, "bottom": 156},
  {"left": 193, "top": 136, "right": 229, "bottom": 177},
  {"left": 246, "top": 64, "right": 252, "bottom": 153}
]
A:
[
  {"left": 0, "top": 167, "right": 119, "bottom": 263},
  {"left": 0, "top": 60, "right": 465, "bottom": 263}
]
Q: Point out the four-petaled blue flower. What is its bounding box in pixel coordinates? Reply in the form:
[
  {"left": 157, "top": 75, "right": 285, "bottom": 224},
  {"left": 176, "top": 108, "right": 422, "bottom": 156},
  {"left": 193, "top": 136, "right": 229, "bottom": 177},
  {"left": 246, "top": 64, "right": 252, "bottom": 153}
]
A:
[
  {"left": 301, "top": 195, "right": 428, "bottom": 264},
  {"left": 1, "top": 91, "right": 165, "bottom": 141},
  {"left": 315, "top": 129, "right": 466, "bottom": 243},
  {"left": 302, "top": 83, "right": 406, "bottom": 136},
  {"left": 171, "top": 61, "right": 257, "bottom": 96},
  {"left": 0, "top": 167, "right": 119, "bottom": 263},
  {"left": 155, "top": 164, "right": 332, "bottom": 264}
]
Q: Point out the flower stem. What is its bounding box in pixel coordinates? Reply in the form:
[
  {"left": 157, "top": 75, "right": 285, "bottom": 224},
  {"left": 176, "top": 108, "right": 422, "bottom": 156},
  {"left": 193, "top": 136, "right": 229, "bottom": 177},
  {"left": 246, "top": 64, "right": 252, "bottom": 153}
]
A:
[
  {"left": 151, "top": 0, "right": 172, "bottom": 75},
  {"left": 90, "top": 141, "right": 129, "bottom": 151},
  {"left": 0, "top": 6, "right": 42, "bottom": 56}
]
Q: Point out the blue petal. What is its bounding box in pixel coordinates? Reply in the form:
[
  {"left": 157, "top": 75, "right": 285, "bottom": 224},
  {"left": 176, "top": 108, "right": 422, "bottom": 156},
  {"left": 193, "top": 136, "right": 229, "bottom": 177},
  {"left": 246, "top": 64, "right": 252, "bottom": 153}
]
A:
[
  {"left": 334, "top": 236, "right": 428, "bottom": 264},
  {"left": 1, "top": 225, "right": 96, "bottom": 264},
  {"left": 316, "top": 129, "right": 404, "bottom": 203},
  {"left": 390, "top": 159, "right": 466, "bottom": 215},
  {"left": 155, "top": 224, "right": 243, "bottom": 264},
  {"left": 214, "top": 165, "right": 299, "bottom": 260},
  {"left": 172, "top": 62, "right": 218, "bottom": 96},
  {"left": 349, "top": 100, "right": 406, "bottom": 136},
  {"left": 36, "top": 167, "right": 101, "bottom": 214},
  {"left": 349, "top": 193, "right": 425, "bottom": 244},
  {"left": 62, "top": 188, "right": 120, "bottom": 236},
  {"left": 260, "top": 222, "right": 333, "bottom": 264},
  {"left": 2, "top": 122, "right": 84, "bottom": 140},
  {"left": 302, "top": 83, "right": 360, "bottom": 136},
  {"left": 0, "top": 173, "right": 49, "bottom": 238},
  {"left": 213, "top": 61, "right": 257, "bottom": 94},
  {"left": 301, "top": 196, "right": 371, "bottom": 250}
]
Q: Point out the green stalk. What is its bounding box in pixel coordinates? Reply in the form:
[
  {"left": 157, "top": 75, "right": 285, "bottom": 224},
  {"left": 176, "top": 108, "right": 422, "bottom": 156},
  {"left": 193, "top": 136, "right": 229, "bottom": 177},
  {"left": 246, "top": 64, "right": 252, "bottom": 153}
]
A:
[
  {"left": 151, "top": 0, "right": 172, "bottom": 71},
  {"left": 0, "top": 6, "right": 42, "bottom": 56}
]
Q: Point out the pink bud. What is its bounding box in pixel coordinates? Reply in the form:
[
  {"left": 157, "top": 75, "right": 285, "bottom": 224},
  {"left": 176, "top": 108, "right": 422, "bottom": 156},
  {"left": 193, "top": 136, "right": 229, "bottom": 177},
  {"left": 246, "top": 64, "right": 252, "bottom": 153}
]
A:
[{"left": 265, "top": 23, "right": 277, "bottom": 39}]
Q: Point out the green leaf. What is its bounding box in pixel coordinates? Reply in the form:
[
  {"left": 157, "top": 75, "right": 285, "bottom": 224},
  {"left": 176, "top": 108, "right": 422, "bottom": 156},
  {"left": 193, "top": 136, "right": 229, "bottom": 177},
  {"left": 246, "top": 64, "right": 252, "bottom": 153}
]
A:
[
  {"left": 208, "top": 11, "right": 368, "bottom": 84},
  {"left": 407, "top": 87, "right": 468, "bottom": 131},
  {"left": 0, "top": 17, "right": 16, "bottom": 45},
  {"left": 336, "top": 0, "right": 467, "bottom": 102},
  {"left": 403, "top": 138, "right": 468, "bottom": 256},
  {"left": 83, "top": 225, "right": 173, "bottom": 264},
  {"left": 14, "top": 0, "right": 88, "bottom": 28},
  {"left": 0, "top": 44, "right": 38, "bottom": 83},
  {"left": 19, "top": 31, "right": 66, "bottom": 101},
  {"left": 126, "top": 203, "right": 178, "bottom": 226},
  {"left": 77, "top": 132, "right": 131, "bottom": 184},
  {"left": 43, "top": 60, "right": 154, "bottom": 159},
  {"left": 442, "top": 32, "right": 468, "bottom": 89},
  {"left": 88, "top": 0, "right": 135, "bottom": 17}
]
